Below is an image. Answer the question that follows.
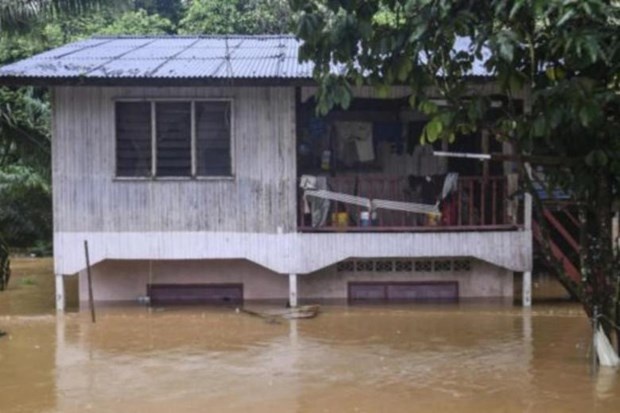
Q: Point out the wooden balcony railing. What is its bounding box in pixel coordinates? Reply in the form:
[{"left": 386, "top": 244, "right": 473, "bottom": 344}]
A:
[{"left": 298, "top": 174, "right": 521, "bottom": 232}]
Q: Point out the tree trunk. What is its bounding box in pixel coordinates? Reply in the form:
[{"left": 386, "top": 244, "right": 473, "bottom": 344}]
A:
[
  {"left": 524, "top": 164, "right": 618, "bottom": 355},
  {"left": 583, "top": 172, "right": 617, "bottom": 351}
]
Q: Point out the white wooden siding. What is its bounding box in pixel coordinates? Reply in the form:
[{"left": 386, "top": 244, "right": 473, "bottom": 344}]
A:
[
  {"left": 52, "top": 85, "right": 532, "bottom": 276},
  {"left": 53, "top": 86, "right": 296, "bottom": 233},
  {"left": 54, "top": 230, "right": 532, "bottom": 275}
]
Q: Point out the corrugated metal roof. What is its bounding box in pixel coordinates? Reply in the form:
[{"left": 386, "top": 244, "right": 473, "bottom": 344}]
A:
[{"left": 0, "top": 35, "right": 490, "bottom": 86}]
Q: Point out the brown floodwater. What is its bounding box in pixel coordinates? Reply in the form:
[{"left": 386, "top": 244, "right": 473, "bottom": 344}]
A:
[{"left": 1, "top": 258, "right": 619, "bottom": 413}]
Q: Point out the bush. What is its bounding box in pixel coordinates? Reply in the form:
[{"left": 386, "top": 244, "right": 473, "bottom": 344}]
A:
[{"left": 0, "top": 165, "right": 52, "bottom": 248}]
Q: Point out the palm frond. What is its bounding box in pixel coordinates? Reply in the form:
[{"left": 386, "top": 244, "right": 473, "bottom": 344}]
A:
[{"left": 0, "top": 0, "right": 126, "bottom": 33}]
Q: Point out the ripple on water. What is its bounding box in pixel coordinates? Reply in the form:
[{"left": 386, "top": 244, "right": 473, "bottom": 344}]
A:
[{"left": 1, "top": 258, "right": 618, "bottom": 412}]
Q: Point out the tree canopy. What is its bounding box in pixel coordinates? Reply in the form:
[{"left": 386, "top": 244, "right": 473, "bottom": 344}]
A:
[
  {"left": 180, "top": 0, "right": 292, "bottom": 34},
  {"left": 0, "top": 0, "right": 126, "bottom": 33},
  {"left": 292, "top": 0, "right": 619, "bottom": 339},
  {"left": 0, "top": 1, "right": 296, "bottom": 255}
]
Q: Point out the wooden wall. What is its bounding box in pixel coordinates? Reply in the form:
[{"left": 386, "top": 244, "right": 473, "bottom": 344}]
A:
[{"left": 52, "top": 86, "right": 297, "bottom": 233}]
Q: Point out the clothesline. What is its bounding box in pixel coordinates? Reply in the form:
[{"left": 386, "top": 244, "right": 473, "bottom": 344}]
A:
[{"left": 303, "top": 189, "right": 441, "bottom": 216}]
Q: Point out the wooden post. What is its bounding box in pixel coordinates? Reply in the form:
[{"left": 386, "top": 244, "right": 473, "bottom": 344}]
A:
[
  {"left": 613, "top": 212, "right": 619, "bottom": 251},
  {"left": 84, "top": 240, "right": 96, "bottom": 323},
  {"left": 289, "top": 273, "right": 298, "bottom": 308},
  {"left": 55, "top": 273, "right": 65, "bottom": 312},
  {"left": 481, "top": 129, "right": 490, "bottom": 182}
]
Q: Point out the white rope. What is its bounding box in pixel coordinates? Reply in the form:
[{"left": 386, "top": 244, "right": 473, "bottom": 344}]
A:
[
  {"left": 303, "top": 189, "right": 440, "bottom": 216},
  {"left": 304, "top": 189, "right": 371, "bottom": 209},
  {"left": 433, "top": 150, "right": 491, "bottom": 160},
  {"left": 371, "top": 199, "right": 440, "bottom": 216}
]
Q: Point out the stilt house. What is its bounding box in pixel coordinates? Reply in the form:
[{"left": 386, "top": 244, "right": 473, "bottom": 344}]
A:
[{"left": 0, "top": 35, "right": 533, "bottom": 308}]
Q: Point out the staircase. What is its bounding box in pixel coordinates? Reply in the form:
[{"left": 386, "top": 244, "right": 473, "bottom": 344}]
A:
[{"left": 532, "top": 206, "right": 582, "bottom": 284}]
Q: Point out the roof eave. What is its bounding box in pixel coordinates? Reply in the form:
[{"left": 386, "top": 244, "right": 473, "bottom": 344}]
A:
[
  {"left": 0, "top": 76, "right": 318, "bottom": 88},
  {"left": 0, "top": 75, "right": 493, "bottom": 88}
]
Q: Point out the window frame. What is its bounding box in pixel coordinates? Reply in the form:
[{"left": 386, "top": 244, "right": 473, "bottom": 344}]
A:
[{"left": 113, "top": 97, "right": 235, "bottom": 181}]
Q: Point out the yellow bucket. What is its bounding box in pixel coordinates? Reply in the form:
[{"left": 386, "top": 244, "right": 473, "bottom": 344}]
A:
[{"left": 332, "top": 212, "right": 349, "bottom": 228}]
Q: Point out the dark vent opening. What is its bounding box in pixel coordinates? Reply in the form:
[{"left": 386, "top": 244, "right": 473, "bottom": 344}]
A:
[
  {"left": 433, "top": 260, "right": 452, "bottom": 272},
  {"left": 414, "top": 260, "right": 432, "bottom": 272}
]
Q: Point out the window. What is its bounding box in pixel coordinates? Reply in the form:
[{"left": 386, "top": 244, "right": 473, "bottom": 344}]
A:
[
  {"left": 115, "top": 99, "right": 232, "bottom": 178},
  {"left": 116, "top": 102, "right": 152, "bottom": 177}
]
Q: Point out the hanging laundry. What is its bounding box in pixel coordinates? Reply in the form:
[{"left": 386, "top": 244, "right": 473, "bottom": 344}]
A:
[
  {"left": 335, "top": 121, "right": 375, "bottom": 163},
  {"left": 373, "top": 122, "right": 404, "bottom": 154},
  {"left": 307, "top": 116, "right": 328, "bottom": 140},
  {"left": 412, "top": 144, "right": 447, "bottom": 176}
]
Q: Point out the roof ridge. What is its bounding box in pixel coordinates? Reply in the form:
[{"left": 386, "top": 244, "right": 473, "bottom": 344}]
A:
[{"left": 90, "top": 34, "right": 297, "bottom": 40}]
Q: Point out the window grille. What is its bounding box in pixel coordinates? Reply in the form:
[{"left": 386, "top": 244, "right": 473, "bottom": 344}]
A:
[{"left": 115, "top": 99, "right": 232, "bottom": 178}]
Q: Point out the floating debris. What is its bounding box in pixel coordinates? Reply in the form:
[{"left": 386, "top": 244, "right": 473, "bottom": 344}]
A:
[
  {"left": 281, "top": 305, "right": 321, "bottom": 320},
  {"left": 236, "top": 305, "right": 321, "bottom": 322}
]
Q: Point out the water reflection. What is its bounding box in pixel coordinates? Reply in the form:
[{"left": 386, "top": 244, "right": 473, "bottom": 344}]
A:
[
  {"left": 0, "top": 315, "right": 57, "bottom": 412},
  {"left": 0, "top": 259, "right": 619, "bottom": 413},
  {"left": 4, "top": 305, "right": 602, "bottom": 413}
]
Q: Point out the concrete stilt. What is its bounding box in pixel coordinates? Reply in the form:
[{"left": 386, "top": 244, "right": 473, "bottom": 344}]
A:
[
  {"left": 55, "top": 273, "right": 65, "bottom": 312},
  {"left": 522, "top": 271, "right": 532, "bottom": 307},
  {"left": 288, "top": 273, "right": 298, "bottom": 308},
  {"left": 522, "top": 167, "right": 533, "bottom": 308}
]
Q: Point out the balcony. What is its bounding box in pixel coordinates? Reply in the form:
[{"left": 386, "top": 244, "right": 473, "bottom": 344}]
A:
[{"left": 298, "top": 174, "right": 521, "bottom": 232}]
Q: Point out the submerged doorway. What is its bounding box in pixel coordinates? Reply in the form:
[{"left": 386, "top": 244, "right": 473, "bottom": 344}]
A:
[
  {"left": 148, "top": 283, "right": 243, "bottom": 305},
  {"left": 348, "top": 281, "right": 459, "bottom": 303}
]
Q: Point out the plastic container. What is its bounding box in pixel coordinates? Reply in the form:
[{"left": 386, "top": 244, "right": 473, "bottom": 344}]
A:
[
  {"left": 332, "top": 212, "right": 348, "bottom": 228},
  {"left": 360, "top": 211, "right": 371, "bottom": 227},
  {"left": 321, "top": 150, "right": 331, "bottom": 170}
]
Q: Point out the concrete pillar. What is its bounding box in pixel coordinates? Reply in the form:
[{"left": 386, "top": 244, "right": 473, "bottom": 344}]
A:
[
  {"left": 289, "top": 273, "right": 298, "bottom": 308},
  {"left": 522, "top": 162, "right": 533, "bottom": 308},
  {"left": 522, "top": 271, "right": 532, "bottom": 307},
  {"left": 55, "top": 273, "right": 65, "bottom": 312}
]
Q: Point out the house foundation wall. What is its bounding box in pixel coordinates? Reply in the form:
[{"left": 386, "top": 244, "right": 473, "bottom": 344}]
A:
[
  {"left": 299, "top": 259, "right": 513, "bottom": 300},
  {"left": 78, "top": 258, "right": 513, "bottom": 304},
  {"left": 78, "top": 259, "right": 288, "bottom": 303}
]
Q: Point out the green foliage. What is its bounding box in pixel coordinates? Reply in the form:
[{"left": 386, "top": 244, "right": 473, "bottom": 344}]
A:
[
  {"left": 0, "top": 0, "right": 125, "bottom": 34},
  {"left": 92, "top": 9, "right": 174, "bottom": 35},
  {"left": 0, "top": 165, "right": 52, "bottom": 248},
  {"left": 0, "top": 87, "right": 50, "bottom": 168},
  {"left": 41, "top": 8, "right": 174, "bottom": 42},
  {"left": 292, "top": 0, "right": 620, "bottom": 199},
  {"left": 179, "top": 0, "right": 292, "bottom": 34},
  {"left": 29, "top": 240, "right": 53, "bottom": 257},
  {"left": 134, "top": 0, "right": 184, "bottom": 25},
  {"left": 0, "top": 234, "right": 8, "bottom": 291},
  {"left": 293, "top": 0, "right": 620, "bottom": 330}
]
